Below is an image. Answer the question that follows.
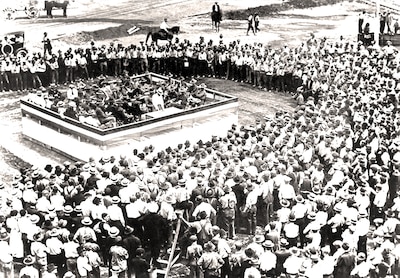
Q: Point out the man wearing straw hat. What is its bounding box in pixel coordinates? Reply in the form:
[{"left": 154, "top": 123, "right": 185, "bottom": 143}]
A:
[
  {"left": 109, "top": 236, "right": 129, "bottom": 278},
  {"left": 198, "top": 241, "right": 224, "bottom": 278},
  {"left": 19, "top": 255, "right": 39, "bottom": 278},
  {"left": 73, "top": 217, "right": 96, "bottom": 244}
]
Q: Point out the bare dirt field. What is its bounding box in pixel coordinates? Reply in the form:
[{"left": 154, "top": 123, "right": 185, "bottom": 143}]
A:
[{"left": 0, "top": 0, "right": 376, "bottom": 181}]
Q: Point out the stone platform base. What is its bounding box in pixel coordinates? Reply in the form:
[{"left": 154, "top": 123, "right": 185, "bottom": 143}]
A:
[{"left": 21, "top": 73, "right": 238, "bottom": 162}]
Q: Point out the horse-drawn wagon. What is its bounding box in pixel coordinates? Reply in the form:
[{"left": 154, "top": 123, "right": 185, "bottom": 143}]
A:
[
  {"left": 1, "top": 0, "right": 69, "bottom": 20},
  {"left": 1, "top": 0, "right": 40, "bottom": 20}
]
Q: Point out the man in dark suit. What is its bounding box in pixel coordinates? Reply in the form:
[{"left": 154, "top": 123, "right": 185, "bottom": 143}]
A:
[
  {"left": 211, "top": 2, "right": 222, "bottom": 32},
  {"left": 212, "top": 2, "right": 220, "bottom": 14},
  {"left": 334, "top": 243, "right": 355, "bottom": 278}
]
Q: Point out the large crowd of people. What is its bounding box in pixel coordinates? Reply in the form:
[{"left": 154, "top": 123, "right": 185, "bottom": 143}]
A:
[
  {"left": 1, "top": 30, "right": 400, "bottom": 278},
  {"left": 2, "top": 32, "right": 309, "bottom": 95}
]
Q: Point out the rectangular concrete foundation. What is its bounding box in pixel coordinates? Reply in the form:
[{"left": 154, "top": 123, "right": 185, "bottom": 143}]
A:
[{"left": 21, "top": 73, "right": 238, "bottom": 162}]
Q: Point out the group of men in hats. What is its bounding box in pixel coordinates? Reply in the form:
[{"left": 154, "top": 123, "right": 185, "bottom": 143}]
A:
[{"left": 2, "top": 33, "right": 400, "bottom": 278}]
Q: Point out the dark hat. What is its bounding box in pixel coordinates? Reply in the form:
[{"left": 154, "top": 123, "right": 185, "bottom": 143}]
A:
[
  {"left": 123, "top": 226, "right": 134, "bottom": 235},
  {"left": 280, "top": 199, "right": 290, "bottom": 208},
  {"left": 295, "top": 195, "right": 304, "bottom": 203},
  {"left": 342, "top": 242, "right": 350, "bottom": 250},
  {"left": 0, "top": 228, "right": 9, "bottom": 241},
  {"left": 136, "top": 247, "right": 145, "bottom": 256}
]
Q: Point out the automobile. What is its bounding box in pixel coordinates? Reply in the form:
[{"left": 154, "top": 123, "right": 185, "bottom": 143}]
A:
[{"left": 0, "top": 31, "right": 28, "bottom": 58}]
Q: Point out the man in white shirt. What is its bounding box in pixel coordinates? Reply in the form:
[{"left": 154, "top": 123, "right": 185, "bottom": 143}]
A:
[
  {"left": 160, "top": 18, "right": 171, "bottom": 36},
  {"left": 259, "top": 240, "right": 277, "bottom": 276},
  {"left": 66, "top": 84, "right": 78, "bottom": 101}
]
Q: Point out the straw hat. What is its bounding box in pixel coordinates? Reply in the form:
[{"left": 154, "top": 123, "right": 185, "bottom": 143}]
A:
[
  {"left": 30, "top": 214, "right": 40, "bottom": 224},
  {"left": 111, "top": 196, "right": 121, "bottom": 204},
  {"left": 108, "top": 226, "right": 120, "bottom": 238},
  {"left": 23, "top": 255, "right": 35, "bottom": 265},
  {"left": 262, "top": 240, "right": 274, "bottom": 248},
  {"left": 81, "top": 217, "right": 93, "bottom": 226},
  {"left": 280, "top": 199, "right": 290, "bottom": 208}
]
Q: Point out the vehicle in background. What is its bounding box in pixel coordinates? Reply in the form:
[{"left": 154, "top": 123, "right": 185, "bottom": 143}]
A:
[
  {"left": 1, "top": 0, "right": 69, "bottom": 20},
  {"left": 0, "top": 31, "right": 28, "bottom": 58}
]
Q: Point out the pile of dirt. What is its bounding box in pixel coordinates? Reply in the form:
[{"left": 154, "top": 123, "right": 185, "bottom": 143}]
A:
[
  {"left": 224, "top": 0, "right": 346, "bottom": 19},
  {"left": 61, "top": 22, "right": 152, "bottom": 45}
]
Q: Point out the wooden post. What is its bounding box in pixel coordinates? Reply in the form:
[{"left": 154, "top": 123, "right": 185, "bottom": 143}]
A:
[
  {"left": 164, "top": 216, "right": 182, "bottom": 277},
  {"left": 376, "top": 0, "right": 381, "bottom": 46}
]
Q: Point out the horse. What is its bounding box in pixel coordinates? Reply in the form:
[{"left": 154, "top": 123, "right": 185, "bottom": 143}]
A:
[
  {"left": 211, "top": 10, "right": 222, "bottom": 32},
  {"left": 140, "top": 213, "right": 170, "bottom": 264},
  {"left": 145, "top": 26, "right": 180, "bottom": 45},
  {"left": 45, "top": 0, "right": 68, "bottom": 17}
]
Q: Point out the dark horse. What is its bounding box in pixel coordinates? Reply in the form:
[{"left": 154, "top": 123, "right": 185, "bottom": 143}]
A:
[
  {"left": 45, "top": 0, "right": 69, "bottom": 17},
  {"left": 145, "top": 26, "right": 180, "bottom": 45},
  {"left": 211, "top": 10, "right": 222, "bottom": 32},
  {"left": 140, "top": 213, "right": 170, "bottom": 264}
]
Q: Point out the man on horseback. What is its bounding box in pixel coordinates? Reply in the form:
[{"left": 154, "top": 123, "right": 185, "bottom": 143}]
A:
[
  {"left": 211, "top": 2, "right": 222, "bottom": 32},
  {"left": 146, "top": 18, "right": 179, "bottom": 45},
  {"left": 159, "top": 18, "right": 172, "bottom": 38},
  {"left": 212, "top": 2, "right": 221, "bottom": 14}
]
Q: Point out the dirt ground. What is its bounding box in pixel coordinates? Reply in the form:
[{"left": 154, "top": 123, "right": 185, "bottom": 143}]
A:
[{"left": 0, "top": 0, "right": 376, "bottom": 181}]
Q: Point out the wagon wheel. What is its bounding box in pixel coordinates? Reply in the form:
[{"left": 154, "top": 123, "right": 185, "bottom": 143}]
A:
[
  {"left": 3, "top": 7, "right": 16, "bottom": 20},
  {"left": 1, "top": 44, "right": 14, "bottom": 56},
  {"left": 26, "top": 6, "right": 39, "bottom": 19},
  {"left": 16, "top": 48, "right": 28, "bottom": 60}
]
